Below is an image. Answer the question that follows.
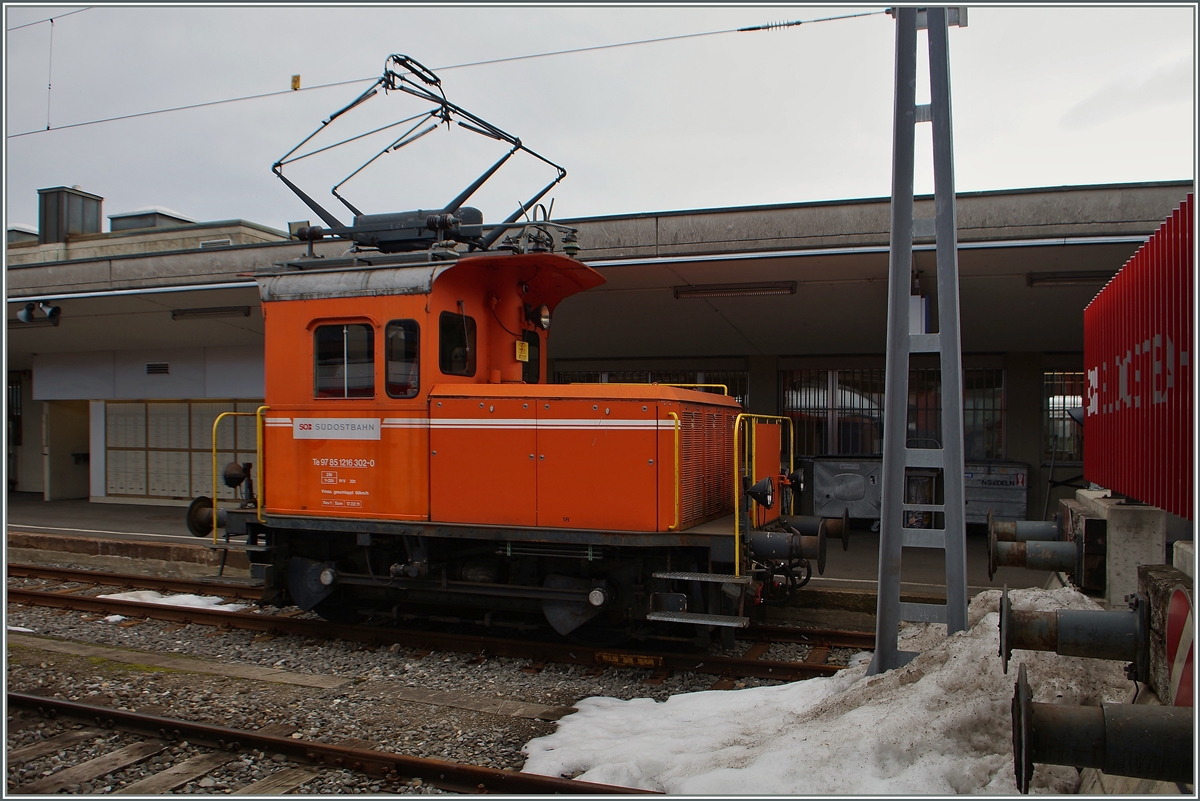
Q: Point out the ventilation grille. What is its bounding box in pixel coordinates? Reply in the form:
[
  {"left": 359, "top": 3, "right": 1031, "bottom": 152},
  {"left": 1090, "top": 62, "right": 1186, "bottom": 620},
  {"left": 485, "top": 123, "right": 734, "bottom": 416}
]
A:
[
  {"left": 678, "top": 407, "right": 735, "bottom": 528},
  {"left": 199, "top": 238, "right": 233, "bottom": 249},
  {"left": 145, "top": 363, "right": 170, "bottom": 375}
]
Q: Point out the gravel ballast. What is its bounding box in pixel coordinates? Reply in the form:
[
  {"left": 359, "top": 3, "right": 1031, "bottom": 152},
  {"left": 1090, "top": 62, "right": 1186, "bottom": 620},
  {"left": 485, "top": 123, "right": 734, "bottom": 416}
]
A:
[{"left": 7, "top": 577, "right": 862, "bottom": 794}]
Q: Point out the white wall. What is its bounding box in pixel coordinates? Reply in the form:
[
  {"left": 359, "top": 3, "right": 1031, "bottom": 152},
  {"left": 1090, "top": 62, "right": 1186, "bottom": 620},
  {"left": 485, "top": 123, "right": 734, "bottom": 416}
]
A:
[
  {"left": 114, "top": 348, "right": 206, "bottom": 398},
  {"left": 32, "top": 351, "right": 115, "bottom": 399},
  {"left": 205, "top": 345, "right": 265, "bottom": 398},
  {"left": 34, "top": 346, "right": 264, "bottom": 400}
]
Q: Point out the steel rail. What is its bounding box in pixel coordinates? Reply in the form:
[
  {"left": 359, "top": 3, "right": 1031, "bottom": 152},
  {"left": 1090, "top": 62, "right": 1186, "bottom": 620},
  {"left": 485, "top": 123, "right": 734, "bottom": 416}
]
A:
[
  {"left": 8, "top": 563, "right": 875, "bottom": 652},
  {"left": 6, "top": 564, "right": 263, "bottom": 599},
  {"left": 7, "top": 693, "right": 650, "bottom": 795},
  {"left": 7, "top": 587, "right": 848, "bottom": 681},
  {"left": 741, "top": 623, "right": 876, "bottom": 651}
]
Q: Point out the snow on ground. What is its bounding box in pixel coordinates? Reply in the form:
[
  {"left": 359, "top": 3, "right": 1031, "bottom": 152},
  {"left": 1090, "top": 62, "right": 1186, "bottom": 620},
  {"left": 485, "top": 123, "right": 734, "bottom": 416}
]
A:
[
  {"left": 96, "top": 590, "right": 247, "bottom": 612},
  {"left": 523, "top": 587, "right": 1135, "bottom": 794}
]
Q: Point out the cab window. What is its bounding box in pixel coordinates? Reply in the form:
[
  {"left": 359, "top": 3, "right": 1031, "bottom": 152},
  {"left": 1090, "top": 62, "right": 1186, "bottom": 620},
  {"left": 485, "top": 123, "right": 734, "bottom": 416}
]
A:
[
  {"left": 386, "top": 320, "right": 420, "bottom": 398},
  {"left": 315, "top": 323, "right": 374, "bottom": 398},
  {"left": 522, "top": 330, "right": 540, "bottom": 384},
  {"left": 439, "top": 312, "right": 476, "bottom": 376}
]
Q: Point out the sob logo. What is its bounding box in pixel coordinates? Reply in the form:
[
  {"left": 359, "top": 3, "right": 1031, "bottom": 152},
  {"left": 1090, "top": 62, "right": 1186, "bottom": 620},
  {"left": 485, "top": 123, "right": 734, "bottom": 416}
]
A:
[{"left": 293, "top": 417, "right": 380, "bottom": 441}]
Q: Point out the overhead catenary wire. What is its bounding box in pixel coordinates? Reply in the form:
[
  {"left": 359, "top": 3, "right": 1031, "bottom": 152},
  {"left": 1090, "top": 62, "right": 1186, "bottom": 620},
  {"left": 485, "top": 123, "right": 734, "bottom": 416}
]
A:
[
  {"left": 6, "top": 6, "right": 90, "bottom": 31},
  {"left": 6, "top": 9, "right": 889, "bottom": 140}
]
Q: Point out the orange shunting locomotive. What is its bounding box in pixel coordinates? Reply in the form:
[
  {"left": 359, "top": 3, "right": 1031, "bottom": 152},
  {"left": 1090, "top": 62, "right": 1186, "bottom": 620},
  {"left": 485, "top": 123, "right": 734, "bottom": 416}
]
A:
[{"left": 189, "top": 53, "right": 837, "bottom": 643}]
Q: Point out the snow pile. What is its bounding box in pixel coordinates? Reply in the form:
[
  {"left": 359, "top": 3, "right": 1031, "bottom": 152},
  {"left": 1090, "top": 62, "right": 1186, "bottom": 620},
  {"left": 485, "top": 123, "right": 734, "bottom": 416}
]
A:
[
  {"left": 523, "top": 587, "right": 1134, "bottom": 794},
  {"left": 96, "top": 590, "right": 247, "bottom": 612}
]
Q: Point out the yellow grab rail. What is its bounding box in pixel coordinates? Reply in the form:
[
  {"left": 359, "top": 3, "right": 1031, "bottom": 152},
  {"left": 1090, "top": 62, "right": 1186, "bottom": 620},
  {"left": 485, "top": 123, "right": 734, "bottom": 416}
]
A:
[
  {"left": 731, "top": 413, "right": 795, "bottom": 576},
  {"left": 667, "top": 412, "right": 680, "bottom": 530},
  {"left": 210, "top": 406, "right": 269, "bottom": 544}
]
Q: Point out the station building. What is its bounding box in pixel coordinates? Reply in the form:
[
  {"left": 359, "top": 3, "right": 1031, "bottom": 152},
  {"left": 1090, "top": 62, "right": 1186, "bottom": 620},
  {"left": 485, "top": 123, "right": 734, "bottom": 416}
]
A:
[{"left": 5, "top": 180, "right": 1193, "bottom": 531}]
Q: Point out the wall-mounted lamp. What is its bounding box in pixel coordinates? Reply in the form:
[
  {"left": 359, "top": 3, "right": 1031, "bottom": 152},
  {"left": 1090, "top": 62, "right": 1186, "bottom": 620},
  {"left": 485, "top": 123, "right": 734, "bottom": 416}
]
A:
[
  {"left": 10, "top": 301, "right": 61, "bottom": 327},
  {"left": 673, "top": 281, "right": 797, "bottom": 299},
  {"left": 171, "top": 306, "right": 252, "bottom": 320},
  {"left": 1026, "top": 271, "right": 1117, "bottom": 288}
]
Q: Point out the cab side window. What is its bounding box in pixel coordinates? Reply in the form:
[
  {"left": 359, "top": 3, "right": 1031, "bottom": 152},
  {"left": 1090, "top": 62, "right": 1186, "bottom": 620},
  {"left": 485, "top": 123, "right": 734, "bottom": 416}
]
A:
[
  {"left": 315, "top": 323, "right": 374, "bottom": 398},
  {"left": 386, "top": 320, "right": 420, "bottom": 398},
  {"left": 439, "top": 311, "right": 476, "bottom": 376}
]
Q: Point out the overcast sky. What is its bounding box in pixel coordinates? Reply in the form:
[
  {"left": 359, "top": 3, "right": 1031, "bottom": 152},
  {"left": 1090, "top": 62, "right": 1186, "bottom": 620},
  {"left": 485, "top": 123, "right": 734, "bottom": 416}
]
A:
[{"left": 4, "top": 4, "right": 1195, "bottom": 235}]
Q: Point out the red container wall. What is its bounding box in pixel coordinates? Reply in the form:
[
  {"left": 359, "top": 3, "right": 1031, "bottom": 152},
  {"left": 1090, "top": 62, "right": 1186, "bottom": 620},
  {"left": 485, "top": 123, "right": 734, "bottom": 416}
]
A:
[{"left": 1084, "top": 194, "right": 1193, "bottom": 520}]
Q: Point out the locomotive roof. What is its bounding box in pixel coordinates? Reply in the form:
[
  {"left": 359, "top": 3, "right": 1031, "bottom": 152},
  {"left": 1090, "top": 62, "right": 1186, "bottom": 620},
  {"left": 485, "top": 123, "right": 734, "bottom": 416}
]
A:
[{"left": 255, "top": 251, "right": 603, "bottom": 303}]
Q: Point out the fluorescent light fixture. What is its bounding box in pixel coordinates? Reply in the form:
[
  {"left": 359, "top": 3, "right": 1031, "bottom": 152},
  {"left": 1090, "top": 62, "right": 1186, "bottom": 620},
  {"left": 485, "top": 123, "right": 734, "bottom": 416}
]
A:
[
  {"left": 1026, "top": 270, "right": 1117, "bottom": 288},
  {"left": 674, "top": 281, "right": 797, "bottom": 299},
  {"left": 171, "top": 305, "right": 252, "bottom": 320}
]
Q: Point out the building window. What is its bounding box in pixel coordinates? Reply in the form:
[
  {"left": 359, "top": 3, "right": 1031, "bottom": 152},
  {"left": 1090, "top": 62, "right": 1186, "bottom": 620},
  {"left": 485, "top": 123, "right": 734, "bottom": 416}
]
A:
[
  {"left": 1044, "top": 371, "right": 1084, "bottom": 462},
  {"left": 385, "top": 320, "right": 420, "bottom": 399},
  {"left": 782, "top": 369, "right": 885, "bottom": 457},
  {"left": 521, "top": 331, "right": 540, "bottom": 384},
  {"left": 964, "top": 368, "right": 1005, "bottom": 460},
  {"left": 439, "top": 312, "right": 476, "bottom": 376},
  {"left": 315, "top": 323, "right": 375, "bottom": 398},
  {"left": 781, "top": 367, "right": 1004, "bottom": 459},
  {"left": 554, "top": 369, "right": 750, "bottom": 407}
]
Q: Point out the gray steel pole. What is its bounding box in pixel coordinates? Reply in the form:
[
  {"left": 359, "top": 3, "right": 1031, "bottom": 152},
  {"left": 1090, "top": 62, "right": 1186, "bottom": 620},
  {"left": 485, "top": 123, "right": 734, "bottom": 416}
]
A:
[
  {"left": 928, "top": 6, "right": 968, "bottom": 635},
  {"left": 869, "top": 5, "right": 918, "bottom": 676}
]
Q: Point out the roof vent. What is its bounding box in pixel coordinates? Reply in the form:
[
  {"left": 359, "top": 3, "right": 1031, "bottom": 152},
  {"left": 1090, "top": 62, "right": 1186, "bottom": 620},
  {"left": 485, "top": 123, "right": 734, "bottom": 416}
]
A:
[
  {"left": 37, "top": 186, "right": 103, "bottom": 244},
  {"left": 199, "top": 238, "right": 233, "bottom": 249},
  {"left": 145, "top": 362, "right": 170, "bottom": 375},
  {"left": 109, "top": 207, "right": 196, "bottom": 232}
]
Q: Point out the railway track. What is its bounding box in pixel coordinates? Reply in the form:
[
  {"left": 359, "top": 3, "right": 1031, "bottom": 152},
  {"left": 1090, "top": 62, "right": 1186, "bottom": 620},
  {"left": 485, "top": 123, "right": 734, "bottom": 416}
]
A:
[
  {"left": 6, "top": 563, "right": 264, "bottom": 599},
  {"left": 7, "top": 693, "right": 650, "bottom": 794},
  {"left": 7, "top": 564, "right": 873, "bottom": 684}
]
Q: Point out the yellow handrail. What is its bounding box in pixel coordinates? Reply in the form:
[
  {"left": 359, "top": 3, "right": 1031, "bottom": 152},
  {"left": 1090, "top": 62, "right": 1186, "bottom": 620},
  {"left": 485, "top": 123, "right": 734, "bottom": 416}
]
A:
[
  {"left": 210, "top": 407, "right": 269, "bottom": 544},
  {"left": 256, "top": 406, "right": 268, "bottom": 524},
  {"left": 667, "top": 412, "right": 680, "bottom": 530},
  {"left": 731, "top": 413, "right": 795, "bottom": 577}
]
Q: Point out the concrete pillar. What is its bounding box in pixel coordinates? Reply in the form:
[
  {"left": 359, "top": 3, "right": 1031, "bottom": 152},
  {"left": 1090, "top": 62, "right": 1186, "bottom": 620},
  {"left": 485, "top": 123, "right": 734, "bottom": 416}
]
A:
[
  {"left": 42, "top": 400, "right": 90, "bottom": 501},
  {"left": 1174, "top": 541, "right": 1194, "bottom": 580},
  {"left": 1003, "top": 353, "right": 1046, "bottom": 518},
  {"left": 747, "top": 356, "right": 778, "bottom": 416},
  {"left": 1078, "top": 490, "right": 1168, "bottom": 608},
  {"left": 89, "top": 400, "right": 106, "bottom": 500}
]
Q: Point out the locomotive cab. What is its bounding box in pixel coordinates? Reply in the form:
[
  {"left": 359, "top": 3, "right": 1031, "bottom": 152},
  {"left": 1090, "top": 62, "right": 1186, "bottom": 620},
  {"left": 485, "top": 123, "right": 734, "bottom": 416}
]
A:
[{"left": 196, "top": 248, "right": 829, "bottom": 641}]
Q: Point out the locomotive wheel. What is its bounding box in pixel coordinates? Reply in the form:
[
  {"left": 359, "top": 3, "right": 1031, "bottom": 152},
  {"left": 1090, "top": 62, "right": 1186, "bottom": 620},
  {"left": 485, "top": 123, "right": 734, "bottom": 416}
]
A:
[
  {"left": 566, "top": 617, "right": 635, "bottom": 648},
  {"left": 287, "top": 555, "right": 365, "bottom": 623},
  {"left": 311, "top": 593, "right": 365, "bottom": 625}
]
